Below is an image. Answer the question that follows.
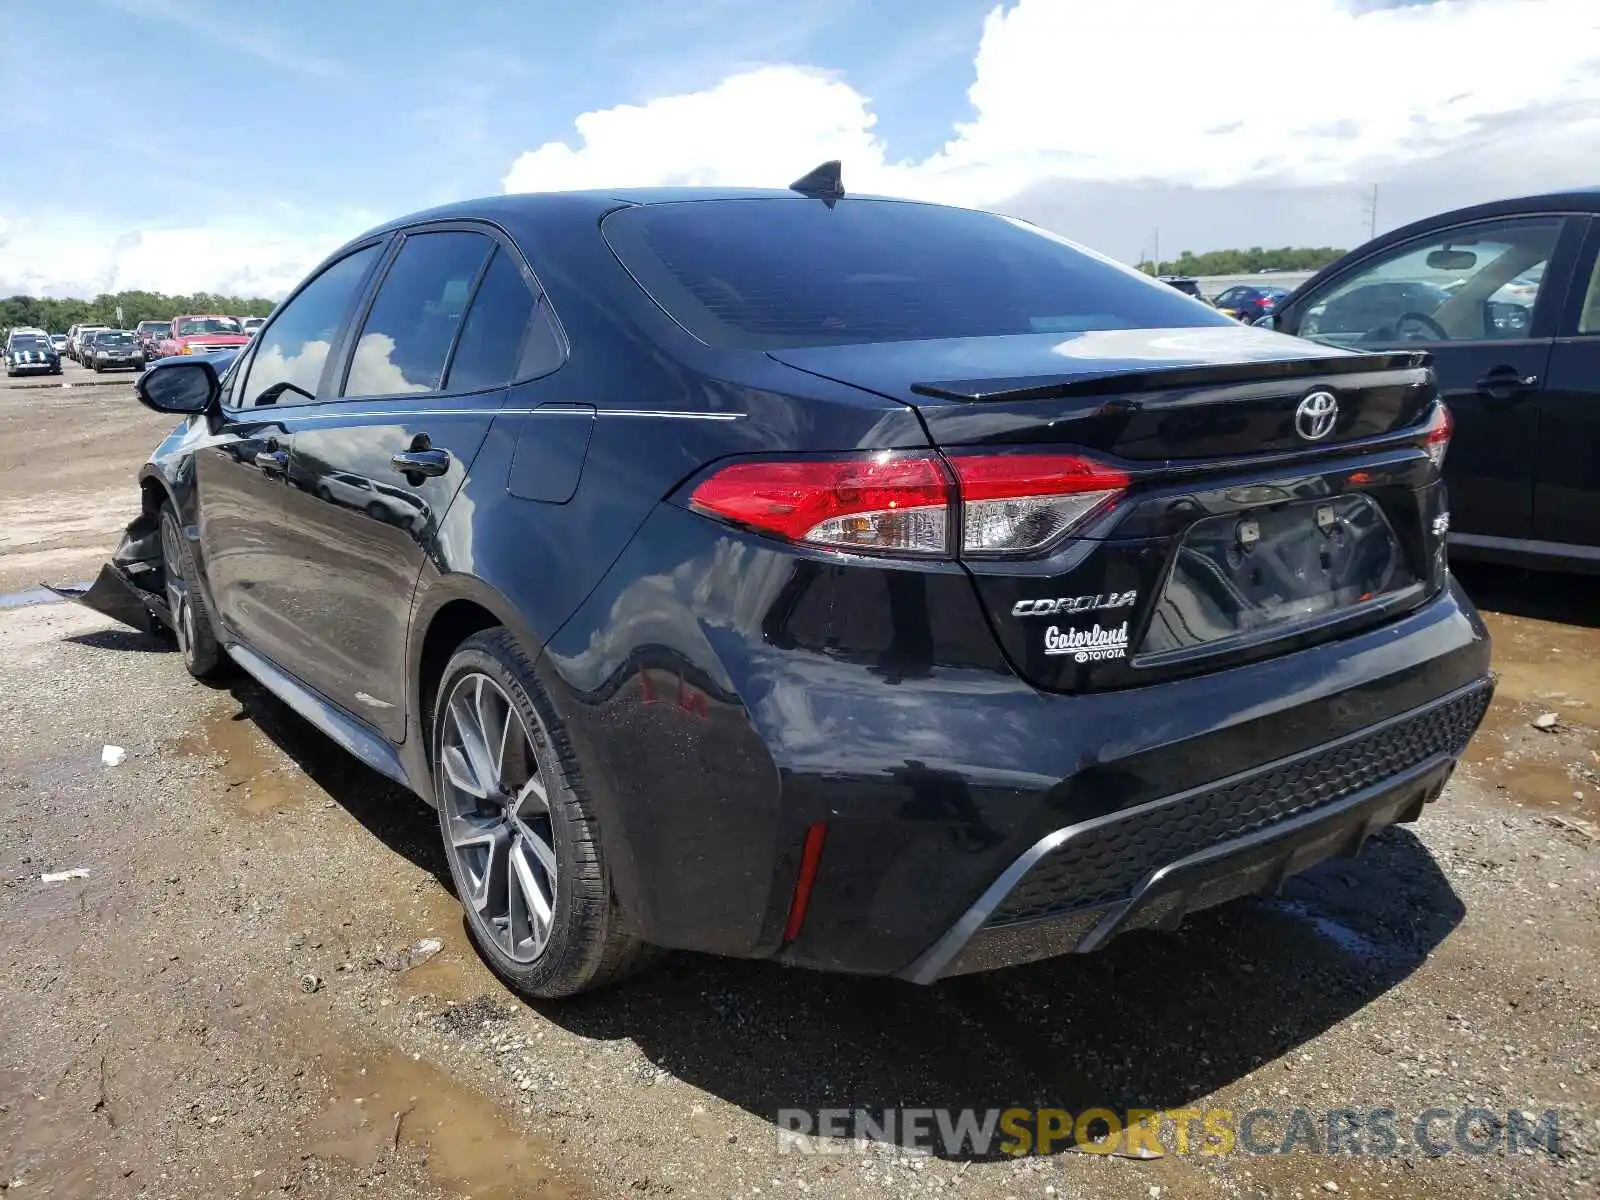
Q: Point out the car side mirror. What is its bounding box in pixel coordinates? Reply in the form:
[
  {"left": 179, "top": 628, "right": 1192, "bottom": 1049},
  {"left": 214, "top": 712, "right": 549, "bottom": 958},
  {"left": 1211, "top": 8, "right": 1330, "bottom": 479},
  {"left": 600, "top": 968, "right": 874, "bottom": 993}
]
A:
[
  {"left": 137, "top": 358, "right": 219, "bottom": 414},
  {"left": 1251, "top": 312, "right": 1280, "bottom": 331}
]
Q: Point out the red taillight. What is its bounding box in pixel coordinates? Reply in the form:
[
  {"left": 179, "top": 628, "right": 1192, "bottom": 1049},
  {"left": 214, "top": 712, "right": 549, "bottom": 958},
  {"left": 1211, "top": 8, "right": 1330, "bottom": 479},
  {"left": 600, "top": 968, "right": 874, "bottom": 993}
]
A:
[
  {"left": 1422, "top": 402, "right": 1453, "bottom": 470},
  {"left": 688, "top": 454, "right": 951, "bottom": 555},
  {"left": 688, "top": 451, "right": 1129, "bottom": 557},
  {"left": 949, "top": 453, "right": 1129, "bottom": 554}
]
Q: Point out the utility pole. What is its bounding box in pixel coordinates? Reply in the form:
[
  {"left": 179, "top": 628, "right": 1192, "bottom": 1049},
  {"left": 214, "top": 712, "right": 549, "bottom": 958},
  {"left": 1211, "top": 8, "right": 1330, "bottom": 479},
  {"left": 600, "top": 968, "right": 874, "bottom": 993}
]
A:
[
  {"left": 1153, "top": 227, "right": 1161, "bottom": 274},
  {"left": 1362, "top": 184, "right": 1378, "bottom": 241}
]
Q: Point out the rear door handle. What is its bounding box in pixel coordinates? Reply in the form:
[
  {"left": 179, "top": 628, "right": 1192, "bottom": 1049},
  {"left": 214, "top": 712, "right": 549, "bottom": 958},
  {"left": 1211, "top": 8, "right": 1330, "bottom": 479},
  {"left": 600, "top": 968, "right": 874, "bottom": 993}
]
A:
[
  {"left": 390, "top": 448, "right": 450, "bottom": 479},
  {"left": 255, "top": 447, "right": 289, "bottom": 475},
  {"left": 1476, "top": 368, "right": 1539, "bottom": 401}
]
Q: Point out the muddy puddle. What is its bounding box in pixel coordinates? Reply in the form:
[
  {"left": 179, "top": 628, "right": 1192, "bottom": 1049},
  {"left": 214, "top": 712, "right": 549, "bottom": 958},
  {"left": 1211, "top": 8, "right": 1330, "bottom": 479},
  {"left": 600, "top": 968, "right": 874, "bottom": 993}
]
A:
[
  {"left": 1456, "top": 576, "right": 1600, "bottom": 825},
  {"left": 173, "top": 699, "right": 317, "bottom": 818},
  {"left": 304, "top": 1040, "right": 585, "bottom": 1200}
]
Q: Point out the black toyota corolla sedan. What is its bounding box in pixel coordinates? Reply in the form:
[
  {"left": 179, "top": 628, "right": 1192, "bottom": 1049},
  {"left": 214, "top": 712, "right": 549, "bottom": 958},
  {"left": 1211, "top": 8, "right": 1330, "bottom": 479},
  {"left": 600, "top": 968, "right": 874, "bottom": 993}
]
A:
[{"left": 66, "top": 170, "right": 1492, "bottom": 997}]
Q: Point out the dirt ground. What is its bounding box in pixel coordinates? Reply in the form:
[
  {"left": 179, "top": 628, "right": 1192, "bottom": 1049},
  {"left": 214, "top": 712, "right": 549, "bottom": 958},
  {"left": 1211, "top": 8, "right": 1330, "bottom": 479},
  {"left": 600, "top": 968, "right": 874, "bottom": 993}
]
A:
[{"left": 1, "top": 375, "right": 1597, "bottom": 1199}]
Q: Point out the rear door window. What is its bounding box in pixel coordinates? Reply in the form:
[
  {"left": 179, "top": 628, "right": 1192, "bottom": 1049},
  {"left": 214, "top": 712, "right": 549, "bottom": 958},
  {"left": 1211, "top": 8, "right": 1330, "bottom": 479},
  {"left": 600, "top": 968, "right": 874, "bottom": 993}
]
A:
[
  {"left": 444, "top": 248, "right": 542, "bottom": 392},
  {"left": 343, "top": 231, "right": 492, "bottom": 398},
  {"left": 603, "top": 199, "right": 1233, "bottom": 350}
]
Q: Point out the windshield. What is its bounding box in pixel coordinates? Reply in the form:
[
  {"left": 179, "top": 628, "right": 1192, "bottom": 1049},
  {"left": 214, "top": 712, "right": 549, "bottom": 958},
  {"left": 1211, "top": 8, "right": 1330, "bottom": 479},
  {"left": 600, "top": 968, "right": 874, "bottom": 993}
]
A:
[
  {"left": 100, "top": 332, "right": 136, "bottom": 345},
  {"left": 603, "top": 199, "right": 1235, "bottom": 349},
  {"left": 176, "top": 317, "right": 242, "bottom": 336},
  {"left": 10, "top": 337, "right": 49, "bottom": 351},
  {"left": 138, "top": 322, "right": 171, "bottom": 335}
]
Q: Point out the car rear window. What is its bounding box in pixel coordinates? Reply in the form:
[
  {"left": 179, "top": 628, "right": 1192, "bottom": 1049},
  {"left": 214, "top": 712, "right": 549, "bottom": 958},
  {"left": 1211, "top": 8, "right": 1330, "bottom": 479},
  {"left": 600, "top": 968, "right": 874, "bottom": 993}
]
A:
[{"left": 602, "top": 198, "right": 1233, "bottom": 350}]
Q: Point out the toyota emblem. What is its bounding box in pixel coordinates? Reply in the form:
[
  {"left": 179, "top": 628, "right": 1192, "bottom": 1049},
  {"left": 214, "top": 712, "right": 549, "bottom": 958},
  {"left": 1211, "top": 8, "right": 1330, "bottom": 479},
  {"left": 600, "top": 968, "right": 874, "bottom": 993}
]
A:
[{"left": 1295, "top": 390, "right": 1339, "bottom": 441}]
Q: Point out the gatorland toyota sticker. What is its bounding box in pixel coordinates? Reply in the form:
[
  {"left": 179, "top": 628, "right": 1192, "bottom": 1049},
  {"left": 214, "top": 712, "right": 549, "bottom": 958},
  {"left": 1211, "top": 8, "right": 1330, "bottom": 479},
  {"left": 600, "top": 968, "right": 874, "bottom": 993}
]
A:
[{"left": 1043, "top": 621, "right": 1129, "bottom": 662}]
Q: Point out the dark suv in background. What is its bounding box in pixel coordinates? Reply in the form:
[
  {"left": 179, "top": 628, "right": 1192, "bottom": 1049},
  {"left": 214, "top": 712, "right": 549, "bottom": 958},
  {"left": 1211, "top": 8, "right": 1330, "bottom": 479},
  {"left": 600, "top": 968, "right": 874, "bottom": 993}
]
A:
[{"left": 74, "top": 177, "right": 1492, "bottom": 998}]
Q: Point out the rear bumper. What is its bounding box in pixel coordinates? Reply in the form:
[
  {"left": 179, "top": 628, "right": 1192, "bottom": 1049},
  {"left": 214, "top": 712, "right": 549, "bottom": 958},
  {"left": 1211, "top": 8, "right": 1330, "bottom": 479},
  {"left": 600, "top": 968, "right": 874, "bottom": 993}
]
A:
[
  {"left": 901, "top": 680, "right": 1487, "bottom": 982},
  {"left": 546, "top": 502, "right": 1494, "bottom": 978}
]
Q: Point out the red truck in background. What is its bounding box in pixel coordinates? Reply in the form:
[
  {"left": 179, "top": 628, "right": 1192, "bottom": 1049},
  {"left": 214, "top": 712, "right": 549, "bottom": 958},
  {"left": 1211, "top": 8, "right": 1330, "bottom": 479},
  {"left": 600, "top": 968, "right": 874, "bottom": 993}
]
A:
[{"left": 153, "top": 314, "right": 252, "bottom": 359}]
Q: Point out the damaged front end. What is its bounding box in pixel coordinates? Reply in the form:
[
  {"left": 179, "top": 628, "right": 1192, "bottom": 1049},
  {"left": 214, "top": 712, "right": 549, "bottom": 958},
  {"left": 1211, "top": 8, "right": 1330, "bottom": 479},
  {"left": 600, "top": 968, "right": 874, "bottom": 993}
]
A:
[{"left": 44, "top": 511, "right": 173, "bottom": 637}]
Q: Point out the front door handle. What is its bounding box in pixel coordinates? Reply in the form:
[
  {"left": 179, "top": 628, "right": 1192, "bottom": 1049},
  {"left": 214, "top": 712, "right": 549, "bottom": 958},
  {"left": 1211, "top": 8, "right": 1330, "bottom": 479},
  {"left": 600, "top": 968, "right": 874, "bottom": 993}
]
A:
[
  {"left": 255, "top": 448, "right": 289, "bottom": 475},
  {"left": 1476, "top": 367, "right": 1539, "bottom": 402},
  {"left": 390, "top": 448, "right": 450, "bottom": 479}
]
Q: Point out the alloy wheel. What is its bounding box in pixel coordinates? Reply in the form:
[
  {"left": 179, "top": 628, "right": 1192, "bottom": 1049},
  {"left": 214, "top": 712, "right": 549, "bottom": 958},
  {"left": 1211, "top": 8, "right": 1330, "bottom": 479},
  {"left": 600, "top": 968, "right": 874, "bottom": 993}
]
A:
[
  {"left": 437, "top": 672, "right": 558, "bottom": 963},
  {"left": 159, "top": 515, "right": 192, "bottom": 662}
]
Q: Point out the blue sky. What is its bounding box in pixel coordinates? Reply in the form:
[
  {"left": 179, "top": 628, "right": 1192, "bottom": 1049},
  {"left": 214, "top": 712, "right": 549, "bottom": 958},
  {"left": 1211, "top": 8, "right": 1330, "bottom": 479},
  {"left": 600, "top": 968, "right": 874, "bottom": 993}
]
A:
[
  {"left": 3, "top": 0, "right": 1595, "bottom": 298},
  {"left": 6, "top": 0, "right": 988, "bottom": 238}
]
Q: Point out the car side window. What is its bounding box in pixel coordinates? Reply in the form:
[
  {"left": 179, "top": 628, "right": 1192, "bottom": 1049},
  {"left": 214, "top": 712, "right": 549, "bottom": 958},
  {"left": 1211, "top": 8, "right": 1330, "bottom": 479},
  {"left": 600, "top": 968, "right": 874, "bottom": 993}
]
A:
[
  {"left": 1298, "top": 217, "right": 1561, "bottom": 346},
  {"left": 1574, "top": 248, "right": 1600, "bottom": 335},
  {"left": 343, "top": 231, "right": 492, "bottom": 398},
  {"left": 444, "top": 248, "right": 538, "bottom": 393},
  {"left": 237, "top": 244, "right": 379, "bottom": 408}
]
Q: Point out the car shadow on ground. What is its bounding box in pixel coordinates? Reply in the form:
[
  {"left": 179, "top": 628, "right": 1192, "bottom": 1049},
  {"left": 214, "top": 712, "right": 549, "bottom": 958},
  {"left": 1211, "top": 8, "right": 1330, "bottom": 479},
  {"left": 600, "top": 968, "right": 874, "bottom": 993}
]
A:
[
  {"left": 75, "top": 625, "right": 1465, "bottom": 1161},
  {"left": 1454, "top": 561, "right": 1600, "bottom": 627},
  {"left": 219, "top": 672, "right": 455, "bottom": 892},
  {"left": 539, "top": 824, "right": 1461, "bottom": 1160},
  {"left": 65, "top": 627, "right": 174, "bottom": 653}
]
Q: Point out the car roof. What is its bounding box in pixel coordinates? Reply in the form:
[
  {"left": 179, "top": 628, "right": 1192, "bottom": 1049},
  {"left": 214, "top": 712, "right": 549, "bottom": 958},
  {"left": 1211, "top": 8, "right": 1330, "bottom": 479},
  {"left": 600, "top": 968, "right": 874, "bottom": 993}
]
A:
[{"left": 327, "top": 187, "right": 960, "bottom": 258}]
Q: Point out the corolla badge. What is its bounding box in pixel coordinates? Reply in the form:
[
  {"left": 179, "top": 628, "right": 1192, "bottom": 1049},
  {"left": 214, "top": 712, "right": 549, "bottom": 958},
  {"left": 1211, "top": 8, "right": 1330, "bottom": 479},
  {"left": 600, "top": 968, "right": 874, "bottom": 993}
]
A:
[
  {"left": 1012, "top": 591, "right": 1137, "bottom": 618},
  {"left": 1295, "top": 390, "right": 1339, "bottom": 441}
]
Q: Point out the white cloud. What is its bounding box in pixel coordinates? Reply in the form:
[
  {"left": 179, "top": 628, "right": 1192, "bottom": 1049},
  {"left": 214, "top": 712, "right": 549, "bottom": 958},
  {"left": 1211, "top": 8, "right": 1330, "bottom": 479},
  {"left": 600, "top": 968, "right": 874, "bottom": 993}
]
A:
[
  {"left": 504, "top": 0, "right": 1600, "bottom": 209},
  {"left": 0, "top": 212, "right": 357, "bottom": 300}
]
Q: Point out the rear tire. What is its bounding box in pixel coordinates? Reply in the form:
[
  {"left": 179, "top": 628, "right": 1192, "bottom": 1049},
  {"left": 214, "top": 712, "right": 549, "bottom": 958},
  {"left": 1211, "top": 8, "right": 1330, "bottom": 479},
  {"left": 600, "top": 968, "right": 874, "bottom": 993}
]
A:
[
  {"left": 158, "top": 504, "right": 227, "bottom": 680},
  {"left": 432, "top": 629, "right": 657, "bottom": 999}
]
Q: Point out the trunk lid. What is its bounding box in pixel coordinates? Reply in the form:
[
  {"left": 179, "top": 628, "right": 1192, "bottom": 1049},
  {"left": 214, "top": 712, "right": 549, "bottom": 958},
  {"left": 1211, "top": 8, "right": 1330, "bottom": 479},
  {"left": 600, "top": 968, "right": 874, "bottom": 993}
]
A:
[
  {"left": 770, "top": 328, "right": 1446, "bottom": 693},
  {"left": 769, "top": 327, "right": 1432, "bottom": 458}
]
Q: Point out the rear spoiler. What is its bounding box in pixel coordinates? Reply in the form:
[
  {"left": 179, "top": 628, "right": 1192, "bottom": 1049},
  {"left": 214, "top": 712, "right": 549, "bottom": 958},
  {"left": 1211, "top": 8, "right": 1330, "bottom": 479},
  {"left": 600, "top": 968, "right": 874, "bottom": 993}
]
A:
[{"left": 910, "top": 349, "right": 1433, "bottom": 404}]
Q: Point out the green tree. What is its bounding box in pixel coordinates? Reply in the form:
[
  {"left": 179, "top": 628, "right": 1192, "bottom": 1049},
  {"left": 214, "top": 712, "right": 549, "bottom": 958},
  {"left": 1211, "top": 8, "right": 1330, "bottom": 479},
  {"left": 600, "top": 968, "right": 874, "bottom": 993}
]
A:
[
  {"left": 0, "top": 290, "right": 277, "bottom": 334},
  {"left": 1138, "top": 246, "right": 1348, "bottom": 277}
]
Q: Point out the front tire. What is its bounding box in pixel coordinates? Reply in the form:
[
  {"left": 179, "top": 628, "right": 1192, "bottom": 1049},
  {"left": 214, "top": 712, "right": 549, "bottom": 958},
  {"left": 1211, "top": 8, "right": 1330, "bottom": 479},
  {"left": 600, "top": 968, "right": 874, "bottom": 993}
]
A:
[
  {"left": 432, "top": 629, "right": 656, "bottom": 999},
  {"left": 158, "top": 504, "right": 227, "bottom": 679}
]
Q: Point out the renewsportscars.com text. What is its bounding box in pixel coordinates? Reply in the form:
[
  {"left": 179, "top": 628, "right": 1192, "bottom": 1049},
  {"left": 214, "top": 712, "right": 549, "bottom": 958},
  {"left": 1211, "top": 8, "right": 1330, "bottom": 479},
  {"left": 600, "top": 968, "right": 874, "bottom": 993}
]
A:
[{"left": 774, "top": 1106, "right": 1565, "bottom": 1158}]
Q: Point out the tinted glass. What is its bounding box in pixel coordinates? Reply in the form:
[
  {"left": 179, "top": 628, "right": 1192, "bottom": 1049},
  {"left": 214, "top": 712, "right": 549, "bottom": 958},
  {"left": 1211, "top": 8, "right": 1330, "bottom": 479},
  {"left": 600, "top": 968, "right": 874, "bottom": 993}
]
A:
[
  {"left": 100, "top": 332, "right": 136, "bottom": 345},
  {"left": 1576, "top": 248, "right": 1600, "bottom": 335},
  {"left": 345, "top": 231, "right": 491, "bottom": 397},
  {"left": 603, "top": 199, "right": 1233, "bottom": 349},
  {"left": 1301, "top": 217, "right": 1561, "bottom": 346},
  {"left": 11, "top": 336, "right": 49, "bottom": 350},
  {"left": 239, "top": 244, "right": 379, "bottom": 407},
  {"left": 444, "top": 249, "right": 538, "bottom": 392},
  {"left": 519, "top": 299, "right": 564, "bottom": 378}
]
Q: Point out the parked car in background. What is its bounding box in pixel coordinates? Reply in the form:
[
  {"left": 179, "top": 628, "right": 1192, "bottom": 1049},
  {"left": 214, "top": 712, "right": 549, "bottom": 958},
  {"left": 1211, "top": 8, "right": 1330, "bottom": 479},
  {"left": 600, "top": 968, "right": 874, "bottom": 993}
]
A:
[
  {"left": 85, "top": 329, "right": 146, "bottom": 372},
  {"left": 1266, "top": 188, "right": 1600, "bottom": 572},
  {"left": 241, "top": 316, "right": 266, "bottom": 337},
  {"left": 68, "top": 180, "right": 1490, "bottom": 1000},
  {"left": 154, "top": 314, "right": 251, "bottom": 358},
  {"left": 136, "top": 320, "right": 173, "bottom": 359},
  {"left": 5, "top": 329, "right": 62, "bottom": 376},
  {"left": 1158, "top": 275, "right": 1208, "bottom": 302},
  {"left": 1213, "top": 285, "right": 1290, "bottom": 322},
  {"left": 67, "top": 324, "right": 109, "bottom": 362},
  {"left": 50, "top": 333, "right": 69, "bottom": 355}
]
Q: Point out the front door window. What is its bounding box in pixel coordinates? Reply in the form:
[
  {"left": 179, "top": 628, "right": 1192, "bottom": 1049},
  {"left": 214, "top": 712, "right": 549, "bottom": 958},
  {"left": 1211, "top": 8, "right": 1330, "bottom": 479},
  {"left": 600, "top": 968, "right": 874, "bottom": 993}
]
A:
[{"left": 1299, "top": 218, "right": 1561, "bottom": 346}]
